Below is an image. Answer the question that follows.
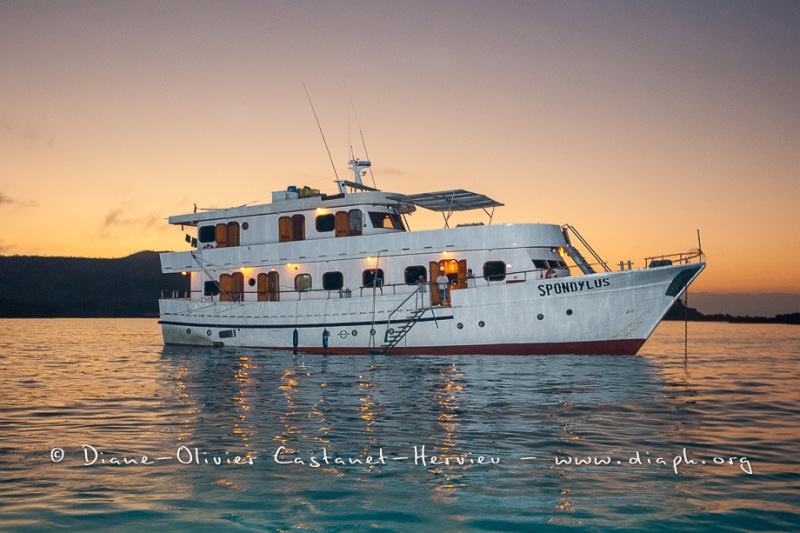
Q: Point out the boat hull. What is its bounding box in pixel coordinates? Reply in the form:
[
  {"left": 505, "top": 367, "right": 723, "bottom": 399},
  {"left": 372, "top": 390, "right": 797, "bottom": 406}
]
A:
[{"left": 159, "top": 263, "right": 703, "bottom": 355}]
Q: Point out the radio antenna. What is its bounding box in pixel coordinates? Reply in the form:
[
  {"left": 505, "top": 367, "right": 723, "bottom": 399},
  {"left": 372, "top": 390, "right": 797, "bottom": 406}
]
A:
[
  {"left": 345, "top": 83, "right": 376, "bottom": 189},
  {"left": 303, "top": 82, "right": 339, "bottom": 182}
]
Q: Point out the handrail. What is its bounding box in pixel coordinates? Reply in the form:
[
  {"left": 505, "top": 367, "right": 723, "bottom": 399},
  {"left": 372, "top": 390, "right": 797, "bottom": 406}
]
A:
[
  {"left": 388, "top": 284, "right": 426, "bottom": 322},
  {"left": 562, "top": 224, "right": 611, "bottom": 272},
  {"left": 644, "top": 249, "right": 705, "bottom": 267},
  {"left": 160, "top": 251, "right": 706, "bottom": 303},
  {"left": 383, "top": 285, "right": 427, "bottom": 348}
]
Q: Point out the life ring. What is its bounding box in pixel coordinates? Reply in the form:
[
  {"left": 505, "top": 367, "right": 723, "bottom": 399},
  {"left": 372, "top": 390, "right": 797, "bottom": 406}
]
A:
[{"left": 545, "top": 268, "right": 557, "bottom": 279}]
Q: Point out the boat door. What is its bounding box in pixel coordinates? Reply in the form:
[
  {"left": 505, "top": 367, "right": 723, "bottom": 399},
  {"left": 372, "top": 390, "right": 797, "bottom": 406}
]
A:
[
  {"left": 267, "top": 271, "right": 280, "bottom": 302},
  {"left": 429, "top": 261, "right": 441, "bottom": 306},
  {"left": 257, "top": 273, "right": 268, "bottom": 301},
  {"left": 454, "top": 259, "right": 467, "bottom": 289},
  {"left": 429, "top": 259, "right": 468, "bottom": 305}
]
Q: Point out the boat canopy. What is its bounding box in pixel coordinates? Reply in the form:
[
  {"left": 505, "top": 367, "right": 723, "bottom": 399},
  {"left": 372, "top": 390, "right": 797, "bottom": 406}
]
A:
[{"left": 390, "top": 189, "right": 504, "bottom": 227}]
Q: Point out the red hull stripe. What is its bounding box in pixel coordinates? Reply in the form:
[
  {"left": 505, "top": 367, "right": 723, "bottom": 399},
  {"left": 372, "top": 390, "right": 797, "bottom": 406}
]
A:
[{"left": 170, "top": 338, "right": 647, "bottom": 356}]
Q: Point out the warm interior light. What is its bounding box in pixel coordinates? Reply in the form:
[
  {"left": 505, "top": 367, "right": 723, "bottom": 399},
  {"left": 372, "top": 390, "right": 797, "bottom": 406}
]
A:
[{"left": 181, "top": 271, "right": 188, "bottom": 276}]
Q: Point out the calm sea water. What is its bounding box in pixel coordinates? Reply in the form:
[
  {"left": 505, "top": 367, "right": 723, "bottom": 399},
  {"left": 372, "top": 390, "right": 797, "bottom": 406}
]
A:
[{"left": 1, "top": 319, "right": 798, "bottom": 532}]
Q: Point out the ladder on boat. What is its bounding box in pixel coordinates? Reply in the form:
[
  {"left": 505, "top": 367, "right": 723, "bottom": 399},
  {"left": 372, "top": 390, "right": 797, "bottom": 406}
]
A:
[
  {"left": 562, "top": 225, "right": 611, "bottom": 274},
  {"left": 370, "top": 286, "right": 431, "bottom": 355},
  {"left": 565, "top": 245, "right": 596, "bottom": 274},
  {"left": 380, "top": 307, "right": 428, "bottom": 354}
]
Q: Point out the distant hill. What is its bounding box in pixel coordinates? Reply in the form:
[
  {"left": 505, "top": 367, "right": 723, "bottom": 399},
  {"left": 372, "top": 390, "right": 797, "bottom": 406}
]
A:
[
  {"left": 664, "top": 299, "right": 799, "bottom": 325},
  {"left": 0, "top": 251, "right": 189, "bottom": 318}
]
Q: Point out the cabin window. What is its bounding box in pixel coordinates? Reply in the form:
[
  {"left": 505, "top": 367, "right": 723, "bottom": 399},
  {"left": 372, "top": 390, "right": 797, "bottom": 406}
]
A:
[
  {"left": 546, "top": 260, "right": 567, "bottom": 269},
  {"left": 268, "top": 271, "right": 280, "bottom": 301},
  {"left": 315, "top": 214, "right": 335, "bottom": 233},
  {"left": 322, "top": 271, "right": 344, "bottom": 291},
  {"left": 533, "top": 259, "right": 548, "bottom": 269},
  {"left": 279, "top": 216, "right": 292, "bottom": 242},
  {"left": 368, "top": 212, "right": 405, "bottom": 230},
  {"left": 227, "top": 222, "right": 240, "bottom": 247},
  {"left": 292, "top": 214, "right": 305, "bottom": 241},
  {"left": 483, "top": 261, "right": 506, "bottom": 282},
  {"left": 279, "top": 214, "right": 306, "bottom": 242},
  {"left": 257, "top": 272, "right": 281, "bottom": 301},
  {"left": 204, "top": 280, "right": 220, "bottom": 297},
  {"left": 349, "top": 209, "right": 363, "bottom": 236},
  {"left": 333, "top": 209, "right": 363, "bottom": 237},
  {"left": 404, "top": 265, "right": 427, "bottom": 285},
  {"left": 294, "top": 273, "right": 312, "bottom": 292},
  {"left": 219, "top": 272, "right": 244, "bottom": 301},
  {"left": 209, "top": 222, "right": 240, "bottom": 248},
  {"left": 199, "top": 226, "right": 216, "bottom": 243},
  {"left": 335, "top": 211, "right": 349, "bottom": 237},
  {"left": 257, "top": 273, "right": 268, "bottom": 302},
  {"left": 215, "top": 223, "right": 228, "bottom": 247},
  {"left": 362, "top": 268, "right": 384, "bottom": 288}
]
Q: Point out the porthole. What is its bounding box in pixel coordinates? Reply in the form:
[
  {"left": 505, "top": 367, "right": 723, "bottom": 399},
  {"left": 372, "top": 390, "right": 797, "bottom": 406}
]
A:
[
  {"left": 370, "top": 328, "right": 376, "bottom": 336},
  {"left": 566, "top": 309, "right": 573, "bottom": 316},
  {"left": 387, "top": 328, "right": 395, "bottom": 335},
  {"left": 457, "top": 323, "right": 464, "bottom": 329},
  {"left": 478, "top": 321, "right": 485, "bottom": 327},
  {"left": 207, "top": 329, "right": 212, "bottom": 336},
  {"left": 186, "top": 328, "right": 191, "bottom": 335},
  {"left": 537, "top": 314, "right": 544, "bottom": 320},
  {"left": 248, "top": 278, "right": 256, "bottom": 287},
  {"left": 242, "top": 222, "right": 249, "bottom": 230},
  {"left": 352, "top": 330, "right": 358, "bottom": 337}
]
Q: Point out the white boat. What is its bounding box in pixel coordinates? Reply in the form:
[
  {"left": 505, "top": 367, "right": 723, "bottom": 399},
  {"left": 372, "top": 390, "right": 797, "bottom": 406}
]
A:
[{"left": 158, "top": 157, "right": 704, "bottom": 355}]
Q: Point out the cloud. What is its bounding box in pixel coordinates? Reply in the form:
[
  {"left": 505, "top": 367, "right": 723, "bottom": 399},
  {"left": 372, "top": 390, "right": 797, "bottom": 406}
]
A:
[
  {"left": 1, "top": 118, "right": 54, "bottom": 148},
  {"left": 0, "top": 191, "right": 35, "bottom": 209},
  {"left": 103, "top": 209, "right": 124, "bottom": 226},
  {"left": 100, "top": 207, "right": 165, "bottom": 236}
]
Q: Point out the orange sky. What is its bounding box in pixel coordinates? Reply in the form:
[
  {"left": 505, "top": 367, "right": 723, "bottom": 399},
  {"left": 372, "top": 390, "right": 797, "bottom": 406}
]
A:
[{"left": 2, "top": 1, "right": 799, "bottom": 297}]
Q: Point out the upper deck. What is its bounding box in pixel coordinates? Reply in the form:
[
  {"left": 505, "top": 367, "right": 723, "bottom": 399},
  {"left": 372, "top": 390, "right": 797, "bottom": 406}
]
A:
[{"left": 167, "top": 168, "right": 507, "bottom": 252}]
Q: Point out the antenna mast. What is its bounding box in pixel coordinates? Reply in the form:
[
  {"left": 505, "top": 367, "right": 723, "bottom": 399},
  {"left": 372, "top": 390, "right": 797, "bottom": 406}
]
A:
[
  {"left": 345, "top": 84, "right": 376, "bottom": 189},
  {"left": 303, "top": 82, "right": 339, "bottom": 182}
]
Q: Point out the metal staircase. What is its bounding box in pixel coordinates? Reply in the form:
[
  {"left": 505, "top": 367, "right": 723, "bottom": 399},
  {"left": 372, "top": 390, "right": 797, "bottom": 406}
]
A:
[
  {"left": 562, "top": 225, "right": 611, "bottom": 273},
  {"left": 565, "top": 245, "right": 596, "bottom": 274},
  {"left": 380, "top": 308, "right": 427, "bottom": 354}
]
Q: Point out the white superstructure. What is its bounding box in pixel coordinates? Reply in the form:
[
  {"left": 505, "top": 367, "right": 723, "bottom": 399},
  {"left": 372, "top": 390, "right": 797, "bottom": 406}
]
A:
[{"left": 159, "top": 159, "right": 704, "bottom": 354}]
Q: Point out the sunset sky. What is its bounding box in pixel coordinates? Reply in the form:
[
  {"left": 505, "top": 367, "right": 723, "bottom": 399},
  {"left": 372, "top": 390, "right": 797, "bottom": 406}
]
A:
[{"left": 2, "top": 1, "right": 799, "bottom": 311}]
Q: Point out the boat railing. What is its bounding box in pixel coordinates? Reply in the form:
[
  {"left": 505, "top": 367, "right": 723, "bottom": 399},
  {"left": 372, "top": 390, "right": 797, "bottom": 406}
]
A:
[
  {"left": 161, "top": 290, "right": 191, "bottom": 300},
  {"left": 644, "top": 249, "right": 705, "bottom": 268},
  {"left": 160, "top": 256, "right": 706, "bottom": 303}
]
